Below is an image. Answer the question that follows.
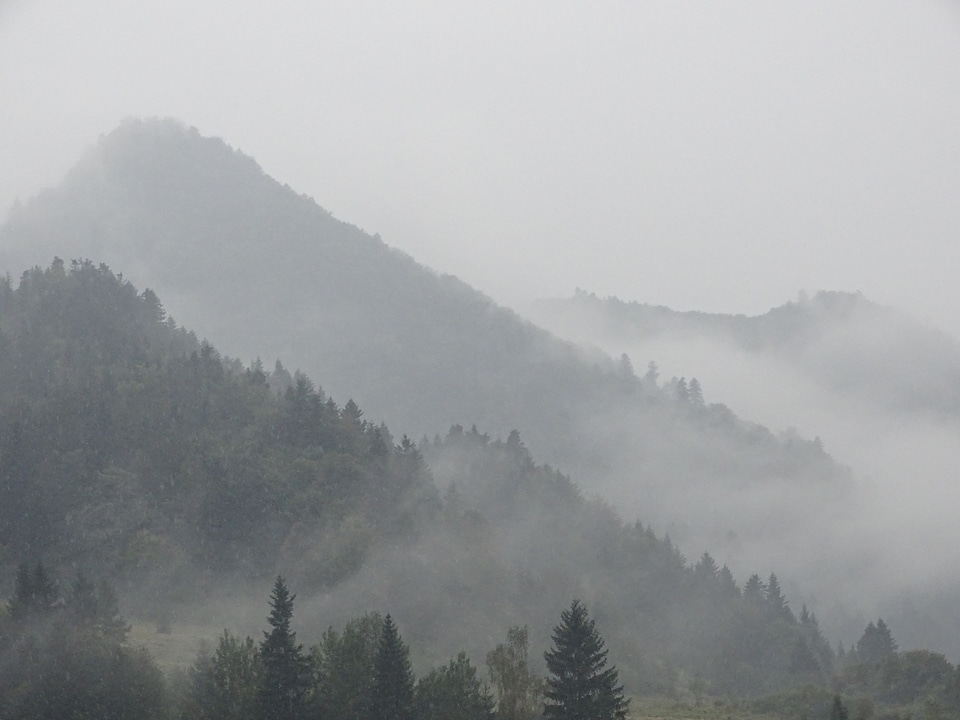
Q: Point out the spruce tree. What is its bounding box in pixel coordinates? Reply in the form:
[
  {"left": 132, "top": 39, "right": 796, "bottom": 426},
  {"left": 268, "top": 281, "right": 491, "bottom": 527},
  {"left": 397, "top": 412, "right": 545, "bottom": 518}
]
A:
[
  {"left": 368, "top": 613, "right": 415, "bottom": 720},
  {"left": 543, "top": 600, "right": 628, "bottom": 720},
  {"left": 855, "top": 618, "right": 897, "bottom": 664},
  {"left": 258, "top": 576, "right": 309, "bottom": 720}
]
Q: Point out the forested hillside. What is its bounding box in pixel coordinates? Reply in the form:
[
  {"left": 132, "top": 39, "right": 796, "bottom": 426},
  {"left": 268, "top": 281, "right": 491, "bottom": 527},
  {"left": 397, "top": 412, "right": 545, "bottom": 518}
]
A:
[
  {"left": 2, "top": 261, "right": 959, "bottom": 719},
  {"left": 0, "top": 119, "right": 855, "bottom": 597},
  {"left": 0, "top": 261, "right": 834, "bottom": 698}
]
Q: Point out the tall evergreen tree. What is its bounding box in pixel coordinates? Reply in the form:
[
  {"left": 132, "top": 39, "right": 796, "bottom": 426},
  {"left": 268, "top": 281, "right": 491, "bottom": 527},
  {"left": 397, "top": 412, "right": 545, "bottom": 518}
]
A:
[
  {"left": 257, "top": 576, "right": 309, "bottom": 720},
  {"left": 765, "top": 573, "right": 794, "bottom": 622},
  {"left": 368, "top": 614, "right": 415, "bottom": 720},
  {"left": 855, "top": 619, "right": 897, "bottom": 664},
  {"left": 543, "top": 600, "right": 628, "bottom": 720}
]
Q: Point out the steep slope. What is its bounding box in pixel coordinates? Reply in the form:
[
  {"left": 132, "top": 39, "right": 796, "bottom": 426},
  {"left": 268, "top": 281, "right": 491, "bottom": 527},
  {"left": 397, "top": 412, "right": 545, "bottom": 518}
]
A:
[{"left": 0, "top": 119, "right": 853, "bottom": 602}]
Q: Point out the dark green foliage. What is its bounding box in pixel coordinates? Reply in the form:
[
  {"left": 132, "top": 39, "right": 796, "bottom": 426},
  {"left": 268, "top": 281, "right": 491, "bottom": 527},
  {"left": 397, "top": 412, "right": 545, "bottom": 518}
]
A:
[
  {"left": 311, "top": 612, "right": 384, "bottom": 720},
  {"left": 486, "top": 626, "right": 544, "bottom": 720},
  {"left": 836, "top": 649, "right": 956, "bottom": 708},
  {"left": 0, "top": 565, "right": 165, "bottom": 720},
  {"left": 182, "top": 631, "right": 261, "bottom": 720},
  {"left": 369, "top": 614, "right": 415, "bottom": 720},
  {"left": 0, "top": 260, "right": 437, "bottom": 591},
  {"left": 415, "top": 652, "right": 495, "bottom": 720},
  {"left": 543, "top": 600, "right": 628, "bottom": 720},
  {"left": 856, "top": 619, "right": 897, "bottom": 664},
  {"left": 258, "top": 576, "right": 310, "bottom": 720},
  {"left": 766, "top": 573, "right": 794, "bottom": 622},
  {"left": 0, "top": 259, "right": 859, "bottom": 702}
]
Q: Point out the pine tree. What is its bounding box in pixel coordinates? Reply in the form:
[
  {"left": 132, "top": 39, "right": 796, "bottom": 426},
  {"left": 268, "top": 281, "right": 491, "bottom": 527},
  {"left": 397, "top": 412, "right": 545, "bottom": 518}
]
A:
[
  {"left": 258, "top": 576, "right": 309, "bottom": 720},
  {"left": 368, "top": 613, "right": 415, "bottom": 720},
  {"left": 543, "top": 600, "right": 628, "bottom": 720}
]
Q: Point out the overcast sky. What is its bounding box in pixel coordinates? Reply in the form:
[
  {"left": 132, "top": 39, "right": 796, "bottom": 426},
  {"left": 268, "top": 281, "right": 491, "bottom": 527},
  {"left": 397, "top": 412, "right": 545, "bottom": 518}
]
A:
[{"left": 2, "top": 1, "right": 959, "bottom": 334}]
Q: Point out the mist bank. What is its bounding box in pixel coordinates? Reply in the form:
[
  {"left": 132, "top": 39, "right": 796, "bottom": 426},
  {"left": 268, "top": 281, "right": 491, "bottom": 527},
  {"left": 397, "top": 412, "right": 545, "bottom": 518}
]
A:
[{"left": 528, "top": 292, "right": 960, "bottom": 656}]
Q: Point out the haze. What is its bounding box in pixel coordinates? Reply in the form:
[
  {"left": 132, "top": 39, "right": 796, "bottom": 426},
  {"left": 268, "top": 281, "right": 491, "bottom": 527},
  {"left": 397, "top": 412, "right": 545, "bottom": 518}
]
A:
[{"left": 2, "top": 0, "right": 960, "bottom": 336}]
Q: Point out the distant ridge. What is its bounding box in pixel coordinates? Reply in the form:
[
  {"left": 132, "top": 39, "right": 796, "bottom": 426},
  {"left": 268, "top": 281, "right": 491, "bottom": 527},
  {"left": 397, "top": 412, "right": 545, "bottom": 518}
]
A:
[{"left": 533, "top": 290, "right": 960, "bottom": 416}]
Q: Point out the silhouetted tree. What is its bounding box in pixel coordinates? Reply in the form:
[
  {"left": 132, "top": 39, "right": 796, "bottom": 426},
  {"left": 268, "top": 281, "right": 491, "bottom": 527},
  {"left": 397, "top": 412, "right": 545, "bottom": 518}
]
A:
[
  {"left": 856, "top": 619, "right": 897, "bottom": 664},
  {"left": 543, "top": 600, "right": 628, "bottom": 720},
  {"left": 258, "top": 577, "right": 309, "bottom": 720},
  {"left": 765, "top": 573, "right": 794, "bottom": 622},
  {"left": 369, "top": 614, "right": 415, "bottom": 720}
]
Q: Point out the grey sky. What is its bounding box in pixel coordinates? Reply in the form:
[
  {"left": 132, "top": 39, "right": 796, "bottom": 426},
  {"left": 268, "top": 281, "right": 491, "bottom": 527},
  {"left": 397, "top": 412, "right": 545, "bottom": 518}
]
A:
[{"left": 2, "top": 1, "right": 959, "bottom": 333}]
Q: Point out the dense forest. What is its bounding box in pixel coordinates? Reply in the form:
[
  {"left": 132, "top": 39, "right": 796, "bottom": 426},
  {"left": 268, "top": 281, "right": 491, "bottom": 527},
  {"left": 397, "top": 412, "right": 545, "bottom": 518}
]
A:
[{"left": 1, "top": 260, "right": 959, "bottom": 718}]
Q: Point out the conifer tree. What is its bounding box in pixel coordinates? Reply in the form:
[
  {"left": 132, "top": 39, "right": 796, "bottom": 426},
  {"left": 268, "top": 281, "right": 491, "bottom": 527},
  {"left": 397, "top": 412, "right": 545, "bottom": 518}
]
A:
[
  {"left": 855, "top": 618, "right": 897, "bottom": 664},
  {"left": 688, "top": 378, "right": 704, "bottom": 406},
  {"left": 368, "top": 614, "right": 415, "bottom": 720},
  {"left": 543, "top": 600, "right": 628, "bottom": 720},
  {"left": 258, "top": 576, "right": 309, "bottom": 720},
  {"left": 765, "top": 573, "right": 794, "bottom": 622}
]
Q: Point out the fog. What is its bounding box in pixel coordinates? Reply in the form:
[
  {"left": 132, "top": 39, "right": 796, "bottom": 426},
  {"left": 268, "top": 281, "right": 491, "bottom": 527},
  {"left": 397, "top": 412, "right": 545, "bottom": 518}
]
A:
[{"left": 529, "top": 298, "right": 960, "bottom": 651}]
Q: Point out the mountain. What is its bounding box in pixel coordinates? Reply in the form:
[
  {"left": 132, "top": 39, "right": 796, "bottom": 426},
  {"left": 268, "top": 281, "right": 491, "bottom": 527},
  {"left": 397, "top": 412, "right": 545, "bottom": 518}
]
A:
[
  {"left": 0, "top": 118, "right": 854, "bottom": 619},
  {"left": 0, "top": 260, "right": 840, "bottom": 699}
]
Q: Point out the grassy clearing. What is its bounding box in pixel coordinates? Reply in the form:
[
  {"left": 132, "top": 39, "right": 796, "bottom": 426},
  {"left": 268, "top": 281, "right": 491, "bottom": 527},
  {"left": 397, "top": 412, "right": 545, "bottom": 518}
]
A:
[{"left": 630, "top": 696, "right": 789, "bottom": 720}]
